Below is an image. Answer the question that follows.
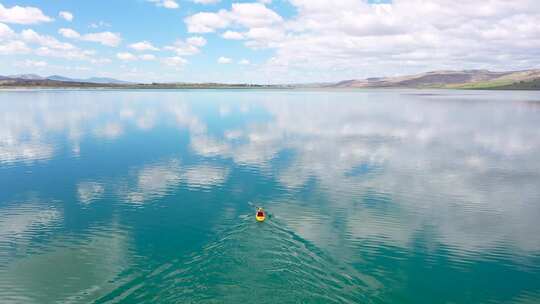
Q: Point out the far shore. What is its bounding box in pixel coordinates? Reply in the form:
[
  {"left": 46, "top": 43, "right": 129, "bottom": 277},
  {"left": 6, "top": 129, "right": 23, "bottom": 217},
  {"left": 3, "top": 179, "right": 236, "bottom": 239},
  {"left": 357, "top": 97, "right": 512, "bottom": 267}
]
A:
[{"left": 1, "top": 84, "right": 539, "bottom": 91}]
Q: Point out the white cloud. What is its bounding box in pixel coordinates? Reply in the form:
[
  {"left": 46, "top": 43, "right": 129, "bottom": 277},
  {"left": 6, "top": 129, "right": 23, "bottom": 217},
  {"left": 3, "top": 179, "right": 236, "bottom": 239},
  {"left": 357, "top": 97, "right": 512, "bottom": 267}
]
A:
[
  {"left": 89, "top": 21, "right": 110, "bottom": 29},
  {"left": 34, "top": 46, "right": 94, "bottom": 60},
  {"left": 22, "top": 29, "right": 75, "bottom": 50},
  {"left": 58, "top": 28, "right": 121, "bottom": 47},
  {"left": 117, "top": 52, "right": 137, "bottom": 61},
  {"left": 140, "top": 54, "right": 156, "bottom": 61},
  {"left": 243, "top": 26, "right": 284, "bottom": 49},
  {"left": 58, "top": 28, "right": 80, "bottom": 39},
  {"left": 222, "top": 30, "right": 244, "bottom": 40},
  {"left": 165, "top": 36, "right": 207, "bottom": 56},
  {"left": 228, "top": 2, "right": 282, "bottom": 28},
  {"left": 18, "top": 30, "right": 94, "bottom": 60},
  {"left": 0, "top": 3, "right": 52, "bottom": 24},
  {"left": 148, "top": 0, "right": 179, "bottom": 9},
  {"left": 59, "top": 11, "right": 73, "bottom": 22},
  {"left": 0, "top": 40, "right": 29, "bottom": 54},
  {"left": 218, "top": 56, "right": 232, "bottom": 64},
  {"left": 165, "top": 42, "right": 199, "bottom": 56},
  {"left": 275, "top": 0, "right": 540, "bottom": 80},
  {"left": 82, "top": 31, "right": 121, "bottom": 47},
  {"left": 185, "top": 3, "right": 282, "bottom": 33},
  {"left": 90, "top": 58, "right": 112, "bottom": 64},
  {"left": 0, "top": 22, "right": 14, "bottom": 40},
  {"left": 163, "top": 0, "right": 179, "bottom": 9},
  {"left": 163, "top": 56, "right": 187, "bottom": 67},
  {"left": 185, "top": 11, "right": 230, "bottom": 33},
  {"left": 186, "top": 36, "right": 207, "bottom": 47},
  {"left": 115, "top": 52, "right": 156, "bottom": 61},
  {"left": 183, "top": 0, "right": 540, "bottom": 82},
  {"left": 192, "top": 0, "right": 221, "bottom": 4},
  {"left": 129, "top": 41, "right": 159, "bottom": 51},
  {"left": 239, "top": 59, "right": 250, "bottom": 65},
  {"left": 16, "top": 59, "right": 48, "bottom": 67}
]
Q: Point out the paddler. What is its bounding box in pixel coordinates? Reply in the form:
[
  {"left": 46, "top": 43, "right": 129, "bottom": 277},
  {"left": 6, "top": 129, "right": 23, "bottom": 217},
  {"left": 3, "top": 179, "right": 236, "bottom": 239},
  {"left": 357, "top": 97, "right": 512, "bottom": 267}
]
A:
[{"left": 256, "top": 207, "right": 265, "bottom": 222}]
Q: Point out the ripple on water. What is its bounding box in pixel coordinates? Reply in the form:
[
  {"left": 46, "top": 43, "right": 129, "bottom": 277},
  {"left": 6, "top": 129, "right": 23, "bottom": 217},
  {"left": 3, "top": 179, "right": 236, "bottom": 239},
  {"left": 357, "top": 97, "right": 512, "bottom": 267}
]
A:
[
  {"left": 0, "top": 141, "right": 56, "bottom": 167},
  {"left": 0, "top": 202, "right": 62, "bottom": 264},
  {"left": 96, "top": 216, "right": 380, "bottom": 304},
  {"left": 0, "top": 217, "right": 132, "bottom": 304}
]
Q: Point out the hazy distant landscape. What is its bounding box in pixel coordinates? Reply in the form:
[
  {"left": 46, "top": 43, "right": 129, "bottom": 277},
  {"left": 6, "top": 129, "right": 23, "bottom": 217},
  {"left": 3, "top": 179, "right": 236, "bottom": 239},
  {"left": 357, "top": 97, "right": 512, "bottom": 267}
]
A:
[{"left": 2, "top": 69, "right": 540, "bottom": 90}]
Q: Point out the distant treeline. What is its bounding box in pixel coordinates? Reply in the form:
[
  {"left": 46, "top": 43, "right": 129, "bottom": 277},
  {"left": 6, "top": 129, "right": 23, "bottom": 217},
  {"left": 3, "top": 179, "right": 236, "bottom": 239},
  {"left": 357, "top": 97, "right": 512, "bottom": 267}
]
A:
[{"left": 0, "top": 79, "right": 290, "bottom": 89}]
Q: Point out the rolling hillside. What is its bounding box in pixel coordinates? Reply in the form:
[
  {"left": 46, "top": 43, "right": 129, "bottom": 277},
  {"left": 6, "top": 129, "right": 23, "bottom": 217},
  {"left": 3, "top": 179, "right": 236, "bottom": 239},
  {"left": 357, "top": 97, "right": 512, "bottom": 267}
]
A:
[
  {"left": 1, "top": 70, "right": 539, "bottom": 90},
  {"left": 329, "top": 69, "right": 540, "bottom": 89}
]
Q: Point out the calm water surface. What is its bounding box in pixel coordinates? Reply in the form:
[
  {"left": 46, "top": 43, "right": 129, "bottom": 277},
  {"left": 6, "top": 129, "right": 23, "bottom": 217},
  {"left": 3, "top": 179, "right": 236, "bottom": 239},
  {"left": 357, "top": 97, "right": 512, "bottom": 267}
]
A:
[{"left": 1, "top": 89, "right": 539, "bottom": 303}]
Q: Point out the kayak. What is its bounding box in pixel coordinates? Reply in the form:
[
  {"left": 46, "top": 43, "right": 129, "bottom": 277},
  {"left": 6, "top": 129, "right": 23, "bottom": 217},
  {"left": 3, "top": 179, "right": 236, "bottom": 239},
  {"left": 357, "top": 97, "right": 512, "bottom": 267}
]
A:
[{"left": 256, "top": 209, "right": 265, "bottom": 222}]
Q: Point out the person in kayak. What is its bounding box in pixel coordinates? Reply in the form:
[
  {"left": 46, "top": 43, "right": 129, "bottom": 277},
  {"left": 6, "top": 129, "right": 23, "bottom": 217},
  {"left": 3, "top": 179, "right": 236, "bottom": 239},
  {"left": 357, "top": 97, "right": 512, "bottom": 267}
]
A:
[{"left": 256, "top": 207, "right": 265, "bottom": 222}]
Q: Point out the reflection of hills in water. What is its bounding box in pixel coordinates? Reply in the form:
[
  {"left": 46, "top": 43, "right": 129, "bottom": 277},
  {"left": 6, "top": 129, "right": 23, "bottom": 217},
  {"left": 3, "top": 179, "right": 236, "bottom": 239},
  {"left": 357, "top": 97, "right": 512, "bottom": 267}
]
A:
[{"left": 97, "top": 216, "right": 377, "bottom": 303}]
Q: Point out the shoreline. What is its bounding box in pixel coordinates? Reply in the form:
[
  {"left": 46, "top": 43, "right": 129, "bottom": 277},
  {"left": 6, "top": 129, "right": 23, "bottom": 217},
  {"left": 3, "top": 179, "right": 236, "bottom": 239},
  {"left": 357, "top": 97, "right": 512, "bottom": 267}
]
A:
[{"left": 1, "top": 85, "right": 539, "bottom": 91}]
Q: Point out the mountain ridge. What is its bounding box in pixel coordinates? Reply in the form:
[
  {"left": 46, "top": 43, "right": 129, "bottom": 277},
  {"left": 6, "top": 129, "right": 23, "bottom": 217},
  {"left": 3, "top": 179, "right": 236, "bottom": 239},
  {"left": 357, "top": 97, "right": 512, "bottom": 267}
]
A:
[
  {"left": 1, "top": 69, "right": 539, "bottom": 89},
  {"left": 3, "top": 74, "right": 132, "bottom": 84},
  {"left": 327, "top": 69, "right": 540, "bottom": 89}
]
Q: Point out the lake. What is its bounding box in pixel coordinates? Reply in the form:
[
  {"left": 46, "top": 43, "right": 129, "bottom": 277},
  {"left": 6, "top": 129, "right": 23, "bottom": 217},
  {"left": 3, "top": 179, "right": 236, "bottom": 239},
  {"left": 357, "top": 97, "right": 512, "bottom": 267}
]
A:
[{"left": 1, "top": 89, "right": 539, "bottom": 303}]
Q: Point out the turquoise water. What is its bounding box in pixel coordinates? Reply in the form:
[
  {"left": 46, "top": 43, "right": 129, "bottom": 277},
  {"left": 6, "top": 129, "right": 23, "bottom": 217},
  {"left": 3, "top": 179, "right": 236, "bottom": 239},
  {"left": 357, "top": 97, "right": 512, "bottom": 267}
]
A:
[{"left": 1, "top": 89, "right": 539, "bottom": 303}]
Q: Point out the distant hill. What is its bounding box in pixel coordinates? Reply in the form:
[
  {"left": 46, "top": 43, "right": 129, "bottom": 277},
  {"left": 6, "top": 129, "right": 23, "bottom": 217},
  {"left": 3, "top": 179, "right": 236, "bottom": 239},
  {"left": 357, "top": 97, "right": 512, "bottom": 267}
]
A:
[
  {"left": 8, "top": 74, "right": 45, "bottom": 80},
  {"left": 0, "top": 77, "right": 274, "bottom": 89},
  {"left": 328, "top": 69, "right": 540, "bottom": 89},
  {"left": 492, "top": 78, "right": 540, "bottom": 90},
  {"left": 0, "top": 78, "right": 116, "bottom": 87},
  {"left": 46, "top": 75, "right": 132, "bottom": 84},
  {"left": 1, "top": 70, "right": 539, "bottom": 90},
  {"left": 1, "top": 74, "right": 132, "bottom": 85}
]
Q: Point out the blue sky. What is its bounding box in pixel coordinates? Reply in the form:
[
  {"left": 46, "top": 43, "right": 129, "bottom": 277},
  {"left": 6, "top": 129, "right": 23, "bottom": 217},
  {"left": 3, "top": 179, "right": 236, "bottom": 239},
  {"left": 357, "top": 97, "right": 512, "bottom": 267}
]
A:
[{"left": 0, "top": 0, "right": 538, "bottom": 83}]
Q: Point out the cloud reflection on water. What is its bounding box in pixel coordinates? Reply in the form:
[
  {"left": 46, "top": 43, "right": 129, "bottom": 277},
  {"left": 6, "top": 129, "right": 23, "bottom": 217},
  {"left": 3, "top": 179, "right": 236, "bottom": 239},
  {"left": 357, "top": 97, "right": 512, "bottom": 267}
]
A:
[
  {"left": 2, "top": 91, "right": 540, "bottom": 256},
  {"left": 183, "top": 164, "right": 229, "bottom": 190},
  {"left": 77, "top": 181, "right": 105, "bottom": 204},
  {"left": 1, "top": 90, "right": 540, "bottom": 296},
  {"left": 122, "top": 158, "right": 182, "bottom": 204},
  {"left": 180, "top": 92, "right": 540, "bottom": 258},
  {"left": 0, "top": 202, "right": 61, "bottom": 246}
]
